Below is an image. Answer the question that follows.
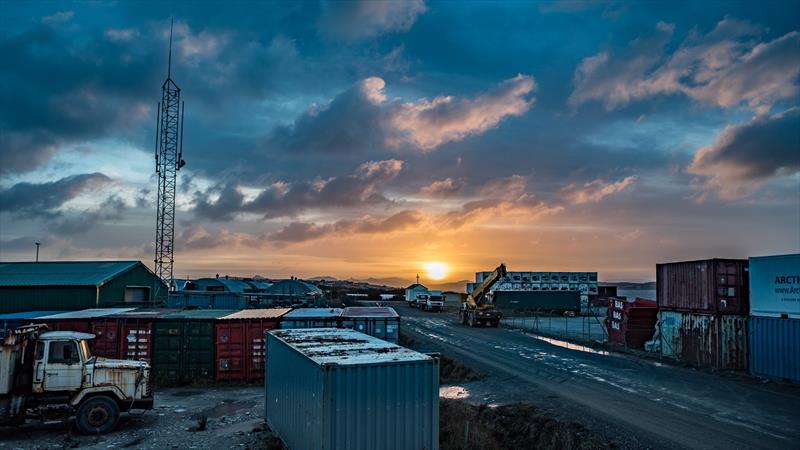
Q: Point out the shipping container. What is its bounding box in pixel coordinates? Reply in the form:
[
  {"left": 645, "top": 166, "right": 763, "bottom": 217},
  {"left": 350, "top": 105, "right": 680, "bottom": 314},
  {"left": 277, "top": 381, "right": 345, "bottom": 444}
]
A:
[
  {"left": 340, "top": 307, "right": 400, "bottom": 343},
  {"left": 38, "top": 308, "right": 135, "bottom": 334},
  {"left": 606, "top": 298, "right": 657, "bottom": 349},
  {"left": 657, "top": 259, "right": 749, "bottom": 315},
  {"left": 280, "top": 308, "right": 342, "bottom": 329},
  {"left": 215, "top": 308, "right": 292, "bottom": 381},
  {"left": 265, "top": 328, "right": 439, "bottom": 450},
  {"left": 659, "top": 311, "right": 747, "bottom": 370},
  {"left": 749, "top": 316, "right": 800, "bottom": 383},
  {"left": 749, "top": 254, "right": 800, "bottom": 319},
  {"left": 490, "top": 290, "right": 580, "bottom": 315},
  {"left": 152, "top": 310, "right": 235, "bottom": 385},
  {"left": 92, "top": 309, "right": 179, "bottom": 363}
]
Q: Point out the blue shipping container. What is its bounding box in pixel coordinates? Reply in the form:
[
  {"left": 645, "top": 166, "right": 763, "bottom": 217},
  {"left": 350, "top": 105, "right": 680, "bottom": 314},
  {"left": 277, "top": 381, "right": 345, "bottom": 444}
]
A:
[
  {"left": 168, "top": 292, "right": 247, "bottom": 310},
  {"left": 749, "top": 316, "right": 800, "bottom": 383}
]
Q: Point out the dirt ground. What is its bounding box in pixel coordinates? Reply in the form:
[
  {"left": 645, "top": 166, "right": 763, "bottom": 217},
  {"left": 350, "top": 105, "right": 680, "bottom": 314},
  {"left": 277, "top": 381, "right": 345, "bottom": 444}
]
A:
[{"left": 0, "top": 385, "right": 284, "bottom": 450}]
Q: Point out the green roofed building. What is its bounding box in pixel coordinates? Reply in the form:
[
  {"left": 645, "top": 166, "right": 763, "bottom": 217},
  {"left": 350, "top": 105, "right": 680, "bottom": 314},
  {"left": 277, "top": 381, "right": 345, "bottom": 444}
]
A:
[{"left": 0, "top": 261, "right": 168, "bottom": 313}]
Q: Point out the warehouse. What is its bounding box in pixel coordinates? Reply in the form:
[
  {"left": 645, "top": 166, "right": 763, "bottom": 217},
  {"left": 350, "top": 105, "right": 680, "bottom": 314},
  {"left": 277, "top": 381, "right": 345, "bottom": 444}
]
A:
[
  {"left": 261, "top": 279, "right": 324, "bottom": 305},
  {"left": 0, "top": 261, "right": 167, "bottom": 314}
]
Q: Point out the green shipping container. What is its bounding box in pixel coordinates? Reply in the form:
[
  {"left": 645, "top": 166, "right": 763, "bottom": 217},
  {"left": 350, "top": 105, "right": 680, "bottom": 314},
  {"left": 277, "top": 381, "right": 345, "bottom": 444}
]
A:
[{"left": 152, "top": 310, "right": 235, "bottom": 385}]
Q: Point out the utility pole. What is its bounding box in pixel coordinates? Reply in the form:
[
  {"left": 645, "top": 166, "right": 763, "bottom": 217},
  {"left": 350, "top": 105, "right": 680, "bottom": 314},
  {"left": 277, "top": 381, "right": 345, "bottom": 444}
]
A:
[
  {"left": 153, "top": 18, "right": 186, "bottom": 289},
  {"left": 35, "top": 242, "right": 40, "bottom": 262}
]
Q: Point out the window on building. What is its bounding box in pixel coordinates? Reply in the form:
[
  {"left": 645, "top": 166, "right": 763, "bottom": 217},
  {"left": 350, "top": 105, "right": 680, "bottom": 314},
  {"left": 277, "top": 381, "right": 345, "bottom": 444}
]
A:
[
  {"left": 124, "top": 286, "right": 150, "bottom": 303},
  {"left": 48, "top": 341, "right": 80, "bottom": 364}
]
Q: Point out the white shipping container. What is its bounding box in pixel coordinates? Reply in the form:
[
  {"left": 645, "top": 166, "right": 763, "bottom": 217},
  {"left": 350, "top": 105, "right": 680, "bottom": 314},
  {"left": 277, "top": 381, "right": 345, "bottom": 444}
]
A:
[{"left": 749, "top": 254, "right": 800, "bottom": 318}]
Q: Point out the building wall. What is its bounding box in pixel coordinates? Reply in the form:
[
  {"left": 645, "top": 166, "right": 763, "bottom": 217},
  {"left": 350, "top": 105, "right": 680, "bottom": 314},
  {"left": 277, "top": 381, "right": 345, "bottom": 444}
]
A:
[
  {"left": 0, "top": 286, "right": 97, "bottom": 313},
  {"left": 99, "top": 265, "right": 168, "bottom": 307}
]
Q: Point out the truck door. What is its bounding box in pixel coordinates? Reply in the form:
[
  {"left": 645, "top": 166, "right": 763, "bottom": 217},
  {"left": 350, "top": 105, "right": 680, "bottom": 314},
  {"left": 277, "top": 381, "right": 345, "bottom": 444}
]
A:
[
  {"left": 43, "top": 340, "right": 83, "bottom": 391},
  {"left": 33, "top": 341, "right": 46, "bottom": 393}
]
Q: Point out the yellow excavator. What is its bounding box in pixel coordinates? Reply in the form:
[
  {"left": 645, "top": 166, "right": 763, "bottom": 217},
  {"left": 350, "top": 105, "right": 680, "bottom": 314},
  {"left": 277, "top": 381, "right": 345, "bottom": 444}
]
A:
[{"left": 458, "top": 263, "right": 506, "bottom": 327}]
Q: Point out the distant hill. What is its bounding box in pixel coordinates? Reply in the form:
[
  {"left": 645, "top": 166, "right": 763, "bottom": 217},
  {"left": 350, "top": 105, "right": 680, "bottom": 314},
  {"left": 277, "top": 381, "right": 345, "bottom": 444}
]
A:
[{"left": 600, "top": 281, "right": 656, "bottom": 290}]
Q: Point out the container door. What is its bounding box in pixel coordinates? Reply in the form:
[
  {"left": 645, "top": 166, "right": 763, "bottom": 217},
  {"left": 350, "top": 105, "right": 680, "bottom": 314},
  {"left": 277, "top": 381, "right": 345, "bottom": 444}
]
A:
[
  {"left": 386, "top": 319, "right": 399, "bottom": 343},
  {"left": 121, "top": 321, "right": 153, "bottom": 363},
  {"left": 216, "top": 322, "right": 245, "bottom": 381},
  {"left": 153, "top": 321, "right": 183, "bottom": 385},
  {"left": 184, "top": 321, "right": 215, "bottom": 382},
  {"left": 92, "top": 320, "right": 120, "bottom": 359},
  {"left": 246, "top": 321, "right": 274, "bottom": 380}
]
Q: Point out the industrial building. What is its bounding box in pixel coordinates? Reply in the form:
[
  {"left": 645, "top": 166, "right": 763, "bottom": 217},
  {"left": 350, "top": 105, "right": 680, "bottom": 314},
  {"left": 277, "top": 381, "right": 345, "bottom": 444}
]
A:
[
  {"left": 0, "top": 261, "right": 167, "bottom": 314},
  {"left": 468, "top": 270, "right": 599, "bottom": 308}
]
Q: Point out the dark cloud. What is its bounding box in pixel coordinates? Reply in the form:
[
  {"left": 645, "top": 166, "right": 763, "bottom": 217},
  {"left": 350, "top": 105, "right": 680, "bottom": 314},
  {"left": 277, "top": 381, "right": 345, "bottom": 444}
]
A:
[
  {"left": 192, "top": 159, "right": 404, "bottom": 221},
  {"left": 47, "top": 195, "right": 128, "bottom": 235},
  {"left": 269, "top": 209, "right": 424, "bottom": 243},
  {"left": 689, "top": 108, "right": 800, "bottom": 198},
  {"left": 178, "top": 226, "right": 261, "bottom": 250},
  {"left": 319, "top": 0, "right": 428, "bottom": 40},
  {"left": 0, "top": 173, "right": 111, "bottom": 217}
]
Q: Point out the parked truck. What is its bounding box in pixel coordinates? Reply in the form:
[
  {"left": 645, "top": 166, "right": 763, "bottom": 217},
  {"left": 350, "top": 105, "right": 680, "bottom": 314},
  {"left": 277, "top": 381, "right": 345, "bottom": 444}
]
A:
[
  {"left": 0, "top": 324, "right": 153, "bottom": 434},
  {"left": 421, "top": 290, "right": 445, "bottom": 312}
]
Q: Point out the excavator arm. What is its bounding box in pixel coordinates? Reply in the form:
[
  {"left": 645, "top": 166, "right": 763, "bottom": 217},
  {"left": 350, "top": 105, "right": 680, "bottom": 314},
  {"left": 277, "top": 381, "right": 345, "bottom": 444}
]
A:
[{"left": 465, "top": 263, "right": 507, "bottom": 309}]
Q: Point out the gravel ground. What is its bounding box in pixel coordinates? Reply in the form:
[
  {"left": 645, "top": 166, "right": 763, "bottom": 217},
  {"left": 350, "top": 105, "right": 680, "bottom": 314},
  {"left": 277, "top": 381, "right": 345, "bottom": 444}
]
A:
[{"left": 0, "top": 385, "right": 283, "bottom": 450}]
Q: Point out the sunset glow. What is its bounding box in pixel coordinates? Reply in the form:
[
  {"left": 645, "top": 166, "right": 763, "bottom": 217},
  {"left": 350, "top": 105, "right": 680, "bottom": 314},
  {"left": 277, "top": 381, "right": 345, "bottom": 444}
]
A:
[{"left": 425, "top": 262, "right": 448, "bottom": 281}]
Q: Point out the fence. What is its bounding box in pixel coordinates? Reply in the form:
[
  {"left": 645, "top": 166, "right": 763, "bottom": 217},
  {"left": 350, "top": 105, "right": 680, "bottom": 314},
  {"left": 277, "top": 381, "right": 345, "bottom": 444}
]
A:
[{"left": 501, "top": 306, "right": 608, "bottom": 343}]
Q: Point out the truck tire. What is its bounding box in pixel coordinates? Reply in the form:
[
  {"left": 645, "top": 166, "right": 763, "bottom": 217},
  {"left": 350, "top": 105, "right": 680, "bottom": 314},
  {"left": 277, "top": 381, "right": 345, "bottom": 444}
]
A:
[{"left": 75, "top": 396, "right": 120, "bottom": 435}]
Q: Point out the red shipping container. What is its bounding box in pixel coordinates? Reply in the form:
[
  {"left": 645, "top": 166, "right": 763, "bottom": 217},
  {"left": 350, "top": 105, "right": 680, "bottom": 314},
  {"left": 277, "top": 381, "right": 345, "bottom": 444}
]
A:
[
  {"left": 215, "top": 309, "right": 291, "bottom": 381},
  {"left": 92, "top": 320, "right": 121, "bottom": 359},
  {"left": 657, "top": 259, "right": 748, "bottom": 315},
  {"left": 606, "top": 297, "right": 658, "bottom": 349},
  {"left": 113, "top": 309, "right": 178, "bottom": 364}
]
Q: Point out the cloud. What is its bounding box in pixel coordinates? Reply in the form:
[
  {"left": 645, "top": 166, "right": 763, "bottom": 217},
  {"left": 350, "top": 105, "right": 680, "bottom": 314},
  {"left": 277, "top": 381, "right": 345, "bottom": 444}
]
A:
[
  {"left": 420, "top": 178, "right": 464, "bottom": 197},
  {"left": 569, "top": 19, "right": 800, "bottom": 112},
  {"left": 42, "top": 11, "right": 74, "bottom": 24},
  {"left": 274, "top": 75, "right": 536, "bottom": 154},
  {"left": 320, "top": 0, "right": 428, "bottom": 40},
  {"left": 268, "top": 210, "right": 424, "bottom": 244},
  {"left": 46, "top": 195, "right": 128, "bottom": 235},
  {"left": 192, "top": 159, "right": 404, "bottom": 220},
  {"left": 0, "top": 173, "right": 111, "bottom": 217},
  {"left": 561, "top": 176, "right": 637, "bottom": 204},
  {"left": 179, "top": 226, "right": 261, "bottom": 250},
  {"left": 105, "top": 28, "right": 139, "bottom": 43},
  {"left": 688, "top": 108, "right": 800, "bottom": 199},
  {"left": 387, "top": 74, "right": 537, "bottom": 150},
  {"left": 441, "top": 196, "right": 563, "bottom": 229}
]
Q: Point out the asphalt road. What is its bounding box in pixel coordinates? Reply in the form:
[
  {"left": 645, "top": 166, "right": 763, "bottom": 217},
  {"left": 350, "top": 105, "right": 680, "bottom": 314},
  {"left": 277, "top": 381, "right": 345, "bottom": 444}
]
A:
[{"left": 398, "top": 304, "right": 800, "bottom": 450}]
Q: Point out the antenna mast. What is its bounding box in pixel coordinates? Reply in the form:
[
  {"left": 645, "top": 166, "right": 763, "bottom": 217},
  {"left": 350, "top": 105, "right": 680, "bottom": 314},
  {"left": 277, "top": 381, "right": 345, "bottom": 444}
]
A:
[{"left": 154, "top": 18, "right": 186, "bottom": 289}]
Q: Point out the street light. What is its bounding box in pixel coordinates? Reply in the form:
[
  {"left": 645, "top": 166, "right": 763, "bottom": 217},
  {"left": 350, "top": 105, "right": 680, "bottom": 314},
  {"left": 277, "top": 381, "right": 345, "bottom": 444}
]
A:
[{"left": 35, "top": 242, "right": 40, "bottom": 263}]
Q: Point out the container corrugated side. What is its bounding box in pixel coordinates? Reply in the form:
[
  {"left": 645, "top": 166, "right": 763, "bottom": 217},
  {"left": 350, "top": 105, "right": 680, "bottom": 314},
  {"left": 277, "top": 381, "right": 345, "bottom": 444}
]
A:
[
  {"left": 265, "top": 331, "right": 439, "bottom": 450},
  {"left": 658, "top": 311, "right": 747, "bottom": 370},
  {"left": 749, "top": 316, "right": 800, "bottom": 383},
  {"left": 657, "top": 259, "right": 748, "bottom": 315},
  {"left": 748, "top": 254, "right": 800, "bottom": 318}
]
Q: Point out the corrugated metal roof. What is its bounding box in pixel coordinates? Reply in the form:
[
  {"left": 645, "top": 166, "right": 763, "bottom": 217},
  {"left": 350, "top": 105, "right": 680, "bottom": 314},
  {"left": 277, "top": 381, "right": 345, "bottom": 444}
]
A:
[
  {"left": 284, "top": 308, "right": 342, "bottom": 319},
  {"left": 163, "top": 309, "right": 237, "bottom": 320},
  {"left": 0, "top": 261, "right": 144, "bottom": 287},
  {"left": 219, "top": 308, "right": 292, "bottom": 320},
  {"left": 270, "top": 328, "right": 430, "bottom": 365},
  {"left": 341, "top": 307, "right": 399, "bottom": 318},
  {"left": 105, "top": 308, "right": 181, "bottom": 319},
  {"left": 38, "top": 308, "right": 136, "bottom": 319},
  {"left": 0, "top": 311, "right": 67, "bottom": 320},
  {"left": 40, "top": 331, "right": 96, "bottom": 340}
]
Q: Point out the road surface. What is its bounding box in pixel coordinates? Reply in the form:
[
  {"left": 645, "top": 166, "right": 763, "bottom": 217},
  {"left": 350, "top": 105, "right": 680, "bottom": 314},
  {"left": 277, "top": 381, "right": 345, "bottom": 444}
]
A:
[{"left": 399, "top": 304, "right": 800, "bottom": 450}]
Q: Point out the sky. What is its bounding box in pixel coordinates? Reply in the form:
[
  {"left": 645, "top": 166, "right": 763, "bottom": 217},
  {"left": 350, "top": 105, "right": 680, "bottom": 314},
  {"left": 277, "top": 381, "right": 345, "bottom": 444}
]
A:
[{"left": 1, "top": 0, "right": 798, "bottom": 284}]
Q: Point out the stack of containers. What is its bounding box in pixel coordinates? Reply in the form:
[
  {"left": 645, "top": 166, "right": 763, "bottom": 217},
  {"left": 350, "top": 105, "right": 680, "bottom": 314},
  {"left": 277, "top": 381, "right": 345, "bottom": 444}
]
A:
[
  {"left": 151, "top": 309, "right": 236, "bottom": 385},
  {"left": 748, "top": 254, "right": 800, "bottom": 383},
  {"left": 339, "top": 307, "right": 400, "bottom": 343},
  {"left": 656, "top": 259, "right": 749, "bottom": 370},
  {"left": 215, "top": 308, "right": 292, "bottom": 381},
  {"left": 279, "top": 308, "right": 342, "bottom": 329},
  {"left": 605, "top": 297, "right": 658, "bottom": 349}
]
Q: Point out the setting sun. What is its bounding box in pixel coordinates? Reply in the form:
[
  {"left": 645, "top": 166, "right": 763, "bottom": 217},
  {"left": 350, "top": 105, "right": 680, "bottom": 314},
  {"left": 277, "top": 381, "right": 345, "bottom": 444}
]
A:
[{"left": 425, "top": 262, "right": 448, "bottom": 280}]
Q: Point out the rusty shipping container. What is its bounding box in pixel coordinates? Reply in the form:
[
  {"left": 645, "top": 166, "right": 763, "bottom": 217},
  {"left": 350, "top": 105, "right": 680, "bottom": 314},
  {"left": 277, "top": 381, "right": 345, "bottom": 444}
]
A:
[
  {"left": 606, "top": 298, "right": 658, "bottom": 349},
  {"left": 215, "top": 308, "right": 291, "bottom": 381},
  {"left": 657, "top": 259, "right": 749, "bottom": 315},
  {"left": 659, "top": 311, "right": 747, "bottom": 370},
  {"left": 93, "top": 309, "right": 179, "bottom": 363}
]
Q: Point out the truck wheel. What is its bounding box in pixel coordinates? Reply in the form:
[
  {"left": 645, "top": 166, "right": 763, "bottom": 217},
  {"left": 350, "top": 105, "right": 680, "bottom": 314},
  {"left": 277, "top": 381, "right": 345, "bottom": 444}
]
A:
[{"left": 75, "top": 396, "right": 120, "bottom": 435}]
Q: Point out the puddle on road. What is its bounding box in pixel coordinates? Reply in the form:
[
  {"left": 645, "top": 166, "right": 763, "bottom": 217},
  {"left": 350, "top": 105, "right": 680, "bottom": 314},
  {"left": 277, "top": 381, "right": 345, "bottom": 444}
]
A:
[
  {"left": 440, "top": 385, "right": 470, "bottom": 399},
  {"left": 527, "top": 334, "right": 609, "bottom": 356},
  {"left": 204, "top": 399, "right": 257, "bottom": 418}
]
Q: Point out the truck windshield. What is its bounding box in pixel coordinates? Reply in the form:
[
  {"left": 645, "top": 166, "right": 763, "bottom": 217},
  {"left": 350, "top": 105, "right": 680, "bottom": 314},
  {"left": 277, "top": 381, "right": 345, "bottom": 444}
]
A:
[{"left": 80, "top": 340, "right": 92, "bottom": 360}]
